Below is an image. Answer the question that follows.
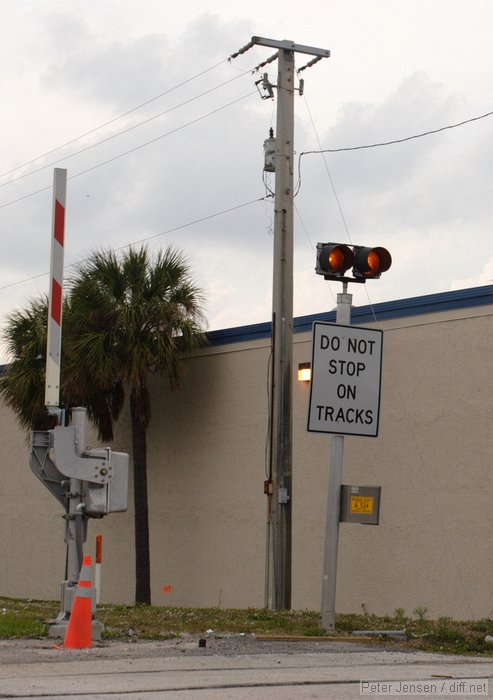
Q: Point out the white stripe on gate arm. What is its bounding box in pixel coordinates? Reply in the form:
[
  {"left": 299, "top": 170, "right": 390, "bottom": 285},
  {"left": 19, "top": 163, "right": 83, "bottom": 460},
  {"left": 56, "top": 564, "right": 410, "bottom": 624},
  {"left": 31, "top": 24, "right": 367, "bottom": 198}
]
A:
[{"left": 45, "top": 168, "right": 67, "bottom": 409}]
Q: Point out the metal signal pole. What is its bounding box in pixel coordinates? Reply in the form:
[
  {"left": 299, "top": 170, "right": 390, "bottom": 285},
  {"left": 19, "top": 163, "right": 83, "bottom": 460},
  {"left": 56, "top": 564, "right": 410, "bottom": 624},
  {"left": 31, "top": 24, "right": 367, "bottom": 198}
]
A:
[
  {"left": 231, "top": 37, "right": 330, "bottom": 609},
  {"left": 312, "top": 242, "right": 391, "bottom": 629},
  {"left": 320, "top": 284, "right": 352, "bottom": 630}
]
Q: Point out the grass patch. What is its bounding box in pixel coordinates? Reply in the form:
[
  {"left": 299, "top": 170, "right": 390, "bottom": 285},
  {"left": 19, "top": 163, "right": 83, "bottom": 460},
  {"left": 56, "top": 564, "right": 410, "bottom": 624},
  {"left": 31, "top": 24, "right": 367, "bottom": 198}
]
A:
[
  {"left": 1, "top": 596, "right": 493, "bottom": 655},
  {"left": 0, "top": 598, "right": 58, "bottom": 639},
  {"left": 98, "top": 605, "right": 321, "bottom": 640}
]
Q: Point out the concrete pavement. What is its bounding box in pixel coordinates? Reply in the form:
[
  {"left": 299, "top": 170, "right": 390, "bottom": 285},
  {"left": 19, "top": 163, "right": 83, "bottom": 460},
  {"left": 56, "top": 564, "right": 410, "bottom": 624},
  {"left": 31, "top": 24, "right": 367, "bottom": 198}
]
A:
[{"left": 0, "top": 636, "right": 492, "bottom": 698}]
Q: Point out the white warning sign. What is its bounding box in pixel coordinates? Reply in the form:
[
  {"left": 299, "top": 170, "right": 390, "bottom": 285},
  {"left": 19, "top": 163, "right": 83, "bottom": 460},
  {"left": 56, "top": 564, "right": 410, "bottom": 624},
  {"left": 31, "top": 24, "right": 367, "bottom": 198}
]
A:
[{"left": 307, "top": 322, "right": 383, "bottom": 437}]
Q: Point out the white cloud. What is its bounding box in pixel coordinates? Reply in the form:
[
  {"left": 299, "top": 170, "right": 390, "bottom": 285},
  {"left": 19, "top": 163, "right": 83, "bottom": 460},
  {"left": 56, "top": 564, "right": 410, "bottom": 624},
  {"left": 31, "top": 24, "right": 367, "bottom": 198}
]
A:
[{"left": 451, "top": 256, "right": 493, "bottom": 292}]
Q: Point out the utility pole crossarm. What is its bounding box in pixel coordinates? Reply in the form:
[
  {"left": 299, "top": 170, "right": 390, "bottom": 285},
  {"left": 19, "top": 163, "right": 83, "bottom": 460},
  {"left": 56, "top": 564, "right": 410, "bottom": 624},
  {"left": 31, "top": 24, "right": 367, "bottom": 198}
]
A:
[
  {"left": 251, "top": 36, "right": 330, "bottom": 58},
  {"left": 229, "top": 36, "right": 330, "bottom": 63}
]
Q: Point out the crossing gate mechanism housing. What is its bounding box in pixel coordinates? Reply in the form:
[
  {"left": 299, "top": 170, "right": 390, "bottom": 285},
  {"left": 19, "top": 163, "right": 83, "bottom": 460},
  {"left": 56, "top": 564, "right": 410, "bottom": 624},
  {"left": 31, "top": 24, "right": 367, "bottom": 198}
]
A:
[{"left": 30, "top": 426, "right": 128, "bottom": 516}]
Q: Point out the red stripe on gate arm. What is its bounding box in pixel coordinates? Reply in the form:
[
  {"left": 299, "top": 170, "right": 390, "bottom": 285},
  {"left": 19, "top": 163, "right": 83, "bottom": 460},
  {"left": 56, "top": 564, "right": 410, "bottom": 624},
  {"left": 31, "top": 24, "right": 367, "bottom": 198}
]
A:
[
  {"left": 96, "top": 534, "right": 103, "bottom": 564},
  {"left": 51, "top": 279, "right": 62, "bottom": 325},
  {"left": 54, "top": 200, "right": 65, "bottom": 246}
]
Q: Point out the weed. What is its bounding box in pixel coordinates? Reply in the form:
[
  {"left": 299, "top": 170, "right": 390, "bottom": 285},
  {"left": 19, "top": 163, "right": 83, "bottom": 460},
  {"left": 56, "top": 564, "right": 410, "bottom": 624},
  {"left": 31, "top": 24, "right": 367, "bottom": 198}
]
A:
[
  {"left": 470, "top": 619, "right": 493, "bottom": 634},
  {"left": 412, "top": 606, "right": 429, "bottom": 622},
  {"left": 393, "top": 608, "right": 408, "bottom": 626}
]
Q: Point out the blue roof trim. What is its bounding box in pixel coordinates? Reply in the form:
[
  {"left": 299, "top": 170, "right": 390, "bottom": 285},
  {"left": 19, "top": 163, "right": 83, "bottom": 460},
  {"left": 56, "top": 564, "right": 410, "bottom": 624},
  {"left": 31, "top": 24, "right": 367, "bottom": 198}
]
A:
[
  {"left": 1, "top": 287, "right": 491, "bottom": 363},
  {"left": 207, "top": 285, "right": 493, "bottom": 346}
]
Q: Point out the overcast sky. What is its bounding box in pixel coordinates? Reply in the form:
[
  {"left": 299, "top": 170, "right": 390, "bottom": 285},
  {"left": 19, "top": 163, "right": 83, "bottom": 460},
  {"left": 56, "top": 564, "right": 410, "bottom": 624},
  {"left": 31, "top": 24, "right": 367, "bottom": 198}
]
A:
[{"left": 1, "top": 0, "right": 492, "bottom": 362}]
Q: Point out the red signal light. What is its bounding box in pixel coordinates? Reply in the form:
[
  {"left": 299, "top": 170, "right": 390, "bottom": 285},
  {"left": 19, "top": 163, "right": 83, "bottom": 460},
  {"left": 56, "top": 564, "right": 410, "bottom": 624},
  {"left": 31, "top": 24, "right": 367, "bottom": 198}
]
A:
[
  {"left": 316, "top": 244, "right": 355, "bottom": 277},
  {"left": 316, "top": 242, "right": 392, "bottom": 282},
  {"left": 353, "top": 246, "right": 392, "bottom": 279}
]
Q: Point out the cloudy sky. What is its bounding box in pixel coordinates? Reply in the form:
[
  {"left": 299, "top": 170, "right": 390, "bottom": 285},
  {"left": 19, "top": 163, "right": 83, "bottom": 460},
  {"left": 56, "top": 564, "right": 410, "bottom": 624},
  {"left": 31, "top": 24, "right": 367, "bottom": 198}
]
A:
[{"left": 1, "top": 0, "right": 492, "bottom": 361}]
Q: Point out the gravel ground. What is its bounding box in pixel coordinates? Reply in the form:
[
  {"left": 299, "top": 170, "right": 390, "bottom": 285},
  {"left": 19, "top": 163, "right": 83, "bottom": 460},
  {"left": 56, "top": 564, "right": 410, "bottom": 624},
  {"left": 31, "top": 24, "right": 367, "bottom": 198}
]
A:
[{"left": 0, "top": 633, "right": 384, "bottom": 665}]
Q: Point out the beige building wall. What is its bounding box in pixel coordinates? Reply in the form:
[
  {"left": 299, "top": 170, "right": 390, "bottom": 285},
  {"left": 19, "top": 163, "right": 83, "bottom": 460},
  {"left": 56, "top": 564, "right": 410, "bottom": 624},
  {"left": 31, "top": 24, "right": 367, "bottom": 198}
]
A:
[
  {"left": 0, "top": 286, "right": 492, "bottom": 620},
  {"left": 292, "top": 303, "right": 493, "bottom": 620}
]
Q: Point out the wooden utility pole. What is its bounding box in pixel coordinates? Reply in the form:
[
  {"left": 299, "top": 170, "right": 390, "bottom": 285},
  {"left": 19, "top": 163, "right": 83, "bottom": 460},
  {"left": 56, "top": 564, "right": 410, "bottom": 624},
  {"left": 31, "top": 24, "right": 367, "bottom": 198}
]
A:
[{"left": 231, "top": 37, "right": 330, "bottom": 609}]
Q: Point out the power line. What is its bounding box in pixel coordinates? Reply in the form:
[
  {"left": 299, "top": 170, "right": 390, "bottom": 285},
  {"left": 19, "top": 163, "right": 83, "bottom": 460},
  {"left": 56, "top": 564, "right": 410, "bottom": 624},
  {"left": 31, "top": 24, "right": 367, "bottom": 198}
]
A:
[
  {"left": 0, "top": 59, "right": 230, "bottom": 181},
  {"left": 114, "top": 196, "right": 270, "bottom": 250},
  {"left": 0, "top": 91, "right": 257, "bottom": 211},
  {"left": 301, "top": 94, "right": 377, "bottom": 319},
  {"left": 0, "top": 195, "right": 271, "bottom": 294},
  {"left": 0, "top": 71, "right": 252, "bottom": 188},
  {"left": 6, "top": 99, "right": 488, "bottom": 213},
  {"left": 301, "top": 109, "right": 493, "bottom": 157}
]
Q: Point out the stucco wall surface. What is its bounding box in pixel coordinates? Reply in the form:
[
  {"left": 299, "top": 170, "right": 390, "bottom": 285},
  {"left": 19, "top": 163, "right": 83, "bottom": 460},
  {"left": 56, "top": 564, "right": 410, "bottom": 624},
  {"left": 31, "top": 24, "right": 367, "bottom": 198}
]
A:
[{"left": 0, "top": 287, "right": 492, "bottom": 620}]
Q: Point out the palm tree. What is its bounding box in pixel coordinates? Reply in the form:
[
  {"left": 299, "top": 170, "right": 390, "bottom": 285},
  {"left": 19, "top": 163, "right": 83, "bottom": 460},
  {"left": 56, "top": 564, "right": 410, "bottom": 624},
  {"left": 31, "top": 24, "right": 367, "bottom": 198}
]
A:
[
  {"left": 0, "top": 296, "right": 59, "bottom": 432},
  {"left": 1, "top": 246, "right": 206, "bottom": 605},
  {"left": 65, "top": 246, "right": 206, "bottom": 604}
]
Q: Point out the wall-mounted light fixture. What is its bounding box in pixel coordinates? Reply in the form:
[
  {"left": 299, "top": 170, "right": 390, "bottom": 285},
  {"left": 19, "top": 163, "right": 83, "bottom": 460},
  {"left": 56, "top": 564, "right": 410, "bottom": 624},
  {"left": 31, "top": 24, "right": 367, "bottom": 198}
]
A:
[{"left": 297, "top": 362, "right": 311, "bottom": 382}]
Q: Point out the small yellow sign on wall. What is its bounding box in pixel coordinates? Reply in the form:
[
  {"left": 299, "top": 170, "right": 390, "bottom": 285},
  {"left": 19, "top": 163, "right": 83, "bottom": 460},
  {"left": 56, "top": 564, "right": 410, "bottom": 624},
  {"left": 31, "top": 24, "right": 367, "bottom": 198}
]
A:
[
  {"left": 340, "top": 485, "right": 381, "bottom": 524},
  {"left": 350, "top": 495, "right": 374, "bottom": 514}
]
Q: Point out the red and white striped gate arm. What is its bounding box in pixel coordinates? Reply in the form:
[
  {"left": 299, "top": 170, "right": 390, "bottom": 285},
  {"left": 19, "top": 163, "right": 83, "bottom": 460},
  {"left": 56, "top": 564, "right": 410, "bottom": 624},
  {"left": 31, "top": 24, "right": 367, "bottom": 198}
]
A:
[{"left": 45, "top": 168, "right": 67, "bottom": 409}]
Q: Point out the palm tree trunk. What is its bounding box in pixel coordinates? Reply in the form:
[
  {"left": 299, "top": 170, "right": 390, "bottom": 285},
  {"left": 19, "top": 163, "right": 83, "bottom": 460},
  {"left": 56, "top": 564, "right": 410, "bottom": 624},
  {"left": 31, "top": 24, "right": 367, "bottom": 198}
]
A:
[{"left": 130, "top": 394, "right": 151, "bottom": 604}]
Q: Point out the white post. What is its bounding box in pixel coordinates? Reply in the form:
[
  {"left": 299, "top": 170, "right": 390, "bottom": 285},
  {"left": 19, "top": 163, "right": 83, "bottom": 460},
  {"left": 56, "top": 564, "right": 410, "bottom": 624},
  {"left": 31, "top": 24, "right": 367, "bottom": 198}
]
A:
[
  {"left": 95, "top": 533, "right": 102, "bottom": 604},
  {"left": 320, "top": 285, "right": 352, "bottom": 630}
]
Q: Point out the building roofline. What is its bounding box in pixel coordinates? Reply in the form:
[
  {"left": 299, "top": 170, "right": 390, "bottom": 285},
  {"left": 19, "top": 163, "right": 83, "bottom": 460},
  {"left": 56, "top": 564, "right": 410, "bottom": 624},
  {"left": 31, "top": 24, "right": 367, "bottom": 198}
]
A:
[
  {"left": 207, "top": 285, "right": 493, "bottom": 346},
  {"left": 1, "top": 287, "right": 491, "bottom": 372}
]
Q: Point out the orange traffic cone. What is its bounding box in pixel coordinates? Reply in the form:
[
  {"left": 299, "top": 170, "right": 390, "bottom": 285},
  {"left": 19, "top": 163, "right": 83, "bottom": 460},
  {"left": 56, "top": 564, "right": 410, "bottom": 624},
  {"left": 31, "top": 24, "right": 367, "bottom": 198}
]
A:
[{"left": 64, "top": 555, "right": 93, "bottom": 649}]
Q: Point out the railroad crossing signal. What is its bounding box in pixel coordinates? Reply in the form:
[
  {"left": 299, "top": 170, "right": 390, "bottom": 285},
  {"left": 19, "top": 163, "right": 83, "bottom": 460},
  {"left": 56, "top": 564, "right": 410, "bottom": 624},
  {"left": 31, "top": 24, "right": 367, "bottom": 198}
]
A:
[{"left": 316, "top": 242, "right": 392, "bottom": 282}]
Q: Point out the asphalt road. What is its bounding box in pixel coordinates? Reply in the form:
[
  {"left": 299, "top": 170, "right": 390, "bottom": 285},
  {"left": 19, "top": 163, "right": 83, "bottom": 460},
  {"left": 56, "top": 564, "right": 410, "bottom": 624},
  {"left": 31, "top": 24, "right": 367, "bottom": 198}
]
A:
[{"left": 0, "top": 635, "right": 492, "bottom": 699}]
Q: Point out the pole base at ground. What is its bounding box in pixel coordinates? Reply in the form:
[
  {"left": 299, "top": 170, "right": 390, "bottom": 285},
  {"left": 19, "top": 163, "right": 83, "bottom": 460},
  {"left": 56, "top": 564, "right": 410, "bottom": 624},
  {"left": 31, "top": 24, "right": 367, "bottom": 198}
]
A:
[
  {"left": 321, "top": 611, "right": 336, "bottom": 631},
  {"left": 47, "top": 618, "right": 104, "bottom": 641}
]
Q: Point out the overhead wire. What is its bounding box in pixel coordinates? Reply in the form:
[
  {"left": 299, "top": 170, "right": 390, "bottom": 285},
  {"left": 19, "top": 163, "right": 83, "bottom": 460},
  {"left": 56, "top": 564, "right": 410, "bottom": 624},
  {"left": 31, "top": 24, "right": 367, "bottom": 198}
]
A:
[
  {"left": 5, "top": 85, "right": 489, "bottom": 213},
  {"left": 297, "top": 108, "right": 493, "bottom": 189},
  {"left": 0, "top": 70, "right": 253, "bottom": 188},
  {"left": 297, "top": 106, "right": 493, "bottom": 319},
  {"left": 0, "top": 91, "right": 258, "bottom": 211},
  {"left": 0, "top": 195, "right": 272, "bottom": 295},
  {"left": 0, "top": 58, "right": 231, "bottom": 181},
  {"left": 0, "top": 62, "right": 263, "bottom": 317},
  {"left": 301, "top": 96, "right": 353, "bottom": 244},
  {"left": 0, "top": 53, "right": 270, "bottom": 336},
  {"left": 300, "top": 109, "right": 493, "bottom": 158},
  {"left": 299, "top": 95, "right": 357, "bottom": 312},
  {"left": 4, "top": 60, "right": 491, "bottom": 316}
]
